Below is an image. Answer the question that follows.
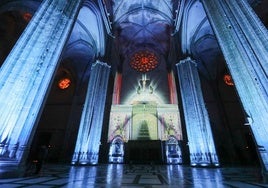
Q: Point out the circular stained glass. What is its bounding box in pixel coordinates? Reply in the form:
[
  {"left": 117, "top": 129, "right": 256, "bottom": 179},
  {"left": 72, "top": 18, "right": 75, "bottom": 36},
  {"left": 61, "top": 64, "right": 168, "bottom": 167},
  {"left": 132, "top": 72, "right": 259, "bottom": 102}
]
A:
[
  {"left": 130, "top": 50, "right": 159, "bottom": 73},
  {"left": 58, "top": 78, "right": 71, "bottom": 89}
]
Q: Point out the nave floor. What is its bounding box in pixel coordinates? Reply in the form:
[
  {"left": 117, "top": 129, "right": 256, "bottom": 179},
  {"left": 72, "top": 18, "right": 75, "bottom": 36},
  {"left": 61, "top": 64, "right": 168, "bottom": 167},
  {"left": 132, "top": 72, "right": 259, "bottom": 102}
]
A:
[{"left": 0, "top": 163, "right": 267, "bottom": 187}]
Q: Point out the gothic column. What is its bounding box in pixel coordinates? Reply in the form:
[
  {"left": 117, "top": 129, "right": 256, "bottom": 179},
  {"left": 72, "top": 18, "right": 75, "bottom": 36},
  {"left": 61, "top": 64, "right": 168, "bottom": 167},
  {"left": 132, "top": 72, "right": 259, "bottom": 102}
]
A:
[
  {"left": 200, "top": 0, "right": 268, "bottom": 174},
  {"left": 72, "top": 61, "right": 110, "bottom": 165},
  {"left": 0, "top": 0, "right": 82, "bottom": 167},
  {"left": 176, "top": 58, "right": 219, "bottom": 167}
]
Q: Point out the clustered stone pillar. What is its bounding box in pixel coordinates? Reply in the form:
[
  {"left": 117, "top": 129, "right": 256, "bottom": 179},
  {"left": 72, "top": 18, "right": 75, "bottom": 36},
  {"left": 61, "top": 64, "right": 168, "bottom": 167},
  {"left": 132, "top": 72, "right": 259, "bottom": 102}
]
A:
[
  {"left": 176, "top": 57, "right": 219, "bottom": 167},
  {"left": 72, "top": 61, "right": 110, "bottom": 165},
  {"left": 201, "top": 0, "right": 268, "bottom": 175},
  {"left": 0, "top": 0, "right": 82, "bottom": 167}
]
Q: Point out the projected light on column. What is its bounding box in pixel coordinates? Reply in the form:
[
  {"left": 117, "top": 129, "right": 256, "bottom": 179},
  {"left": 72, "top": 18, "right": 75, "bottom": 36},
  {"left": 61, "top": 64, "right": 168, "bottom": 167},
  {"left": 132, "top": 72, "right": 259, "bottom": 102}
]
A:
[
  {"left": 72, "top": 61, "right": 110, "bottom": 165},
  {"left": 0, "top": 0, "right": 82, "bottom": 166},
  {"left": 176, "top": 58, "right": 219, "bottom": 167}
]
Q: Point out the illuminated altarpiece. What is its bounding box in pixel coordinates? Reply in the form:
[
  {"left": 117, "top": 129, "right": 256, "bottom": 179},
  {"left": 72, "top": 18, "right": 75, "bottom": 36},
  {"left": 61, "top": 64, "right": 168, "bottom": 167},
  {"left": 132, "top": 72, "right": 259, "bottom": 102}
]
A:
[
  {"left": 107, "top": 70, "right": 183, "bottom": 164},
  {"left": 108, "top": 104, "right": 182, "bottom": 142}
]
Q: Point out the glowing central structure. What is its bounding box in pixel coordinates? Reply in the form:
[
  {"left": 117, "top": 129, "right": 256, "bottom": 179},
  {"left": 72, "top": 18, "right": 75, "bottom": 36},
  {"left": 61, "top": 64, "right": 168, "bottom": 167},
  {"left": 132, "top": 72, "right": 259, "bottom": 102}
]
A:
[
  {"left": 125, "top": 74, "right": 164, "bottom": 105},
  {"left": 108, "top": 73, "right": 183, "bottom": 163}
]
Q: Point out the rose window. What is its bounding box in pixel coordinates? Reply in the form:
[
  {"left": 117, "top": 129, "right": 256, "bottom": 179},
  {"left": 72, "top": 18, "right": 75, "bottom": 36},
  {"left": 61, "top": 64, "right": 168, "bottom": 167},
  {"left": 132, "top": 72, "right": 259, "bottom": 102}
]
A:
[{"left": 130, "top": 50, "right": 159, "bottom": 72}]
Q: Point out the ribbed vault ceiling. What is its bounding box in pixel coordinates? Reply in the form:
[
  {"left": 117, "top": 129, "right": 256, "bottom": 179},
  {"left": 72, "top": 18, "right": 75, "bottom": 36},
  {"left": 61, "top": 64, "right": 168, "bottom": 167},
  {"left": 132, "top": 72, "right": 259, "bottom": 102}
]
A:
[
  {"left": 111, "top": 0, "right": 176, "bottom": 66},
  {"left": 0, "top": 0, "right": 267, "bottom": 82}
]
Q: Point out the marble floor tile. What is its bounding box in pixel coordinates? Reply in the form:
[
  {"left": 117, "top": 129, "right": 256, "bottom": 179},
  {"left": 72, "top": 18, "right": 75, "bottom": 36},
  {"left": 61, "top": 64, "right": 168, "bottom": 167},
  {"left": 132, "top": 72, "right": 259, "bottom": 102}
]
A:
[{"left": 0, "top": 164, "right": 267, "bottom": 188}]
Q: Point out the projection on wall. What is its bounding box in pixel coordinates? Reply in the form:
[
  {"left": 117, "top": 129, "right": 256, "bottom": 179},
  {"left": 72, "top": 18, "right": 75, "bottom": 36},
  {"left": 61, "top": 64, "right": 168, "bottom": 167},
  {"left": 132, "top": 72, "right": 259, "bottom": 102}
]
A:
[
  {"left": 108, "top": 73, "right": 182, "bottom": 142},
  {"left": 132, "top": 102, "right": 158, "bottom": 140}
]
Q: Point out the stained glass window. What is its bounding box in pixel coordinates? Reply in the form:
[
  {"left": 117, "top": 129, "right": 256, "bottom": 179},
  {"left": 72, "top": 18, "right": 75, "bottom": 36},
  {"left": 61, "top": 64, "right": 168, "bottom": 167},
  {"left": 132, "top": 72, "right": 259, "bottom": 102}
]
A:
[
  {"left": 130, "top": 50, "right": 159, "bottom": 72},
  {"left": 223, "top": 74, "right": 234, "bottom": 86},
  {"left": 58, "top": 78, "right": 71, "bottom": 89}
]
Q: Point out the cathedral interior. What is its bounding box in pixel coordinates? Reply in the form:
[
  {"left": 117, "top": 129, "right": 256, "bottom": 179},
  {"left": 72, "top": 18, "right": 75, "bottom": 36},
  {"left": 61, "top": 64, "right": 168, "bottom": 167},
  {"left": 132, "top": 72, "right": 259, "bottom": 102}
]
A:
[{"left": 0, "top": 0, "right": 267, "bottom": 181}]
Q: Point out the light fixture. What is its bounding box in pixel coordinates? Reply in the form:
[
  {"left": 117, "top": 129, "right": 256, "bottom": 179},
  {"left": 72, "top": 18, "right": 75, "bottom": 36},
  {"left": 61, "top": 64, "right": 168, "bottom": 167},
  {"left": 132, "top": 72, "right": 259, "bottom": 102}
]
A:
[{"left": 58, "top": 78, "right": 71, "bottom": 89}]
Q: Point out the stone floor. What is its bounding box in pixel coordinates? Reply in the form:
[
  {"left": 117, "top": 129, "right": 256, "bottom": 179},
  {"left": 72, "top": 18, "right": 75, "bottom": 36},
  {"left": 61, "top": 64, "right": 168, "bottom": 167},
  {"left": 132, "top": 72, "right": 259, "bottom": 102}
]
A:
[{"left": 0, "top": 164, "right": 267, "bottom": 187}]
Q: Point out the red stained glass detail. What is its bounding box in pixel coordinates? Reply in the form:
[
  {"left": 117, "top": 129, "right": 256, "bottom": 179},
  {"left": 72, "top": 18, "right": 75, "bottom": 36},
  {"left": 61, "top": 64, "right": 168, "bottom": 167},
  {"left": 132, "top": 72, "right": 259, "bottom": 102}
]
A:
[
  {"left": 223, "top": 74, "right": 234, "bottom": 86},
  {"left": 23, "top": 13, "right": 32, "bottom": 22},
  {"left": 130, "top": 50, "right": 159, "bottom": 73},
  {"left": 141, "top": 57, "right": 149, "bottom": 64},
  {"left": 58, "top": 78, "right": 71, "bottom": 89}
]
